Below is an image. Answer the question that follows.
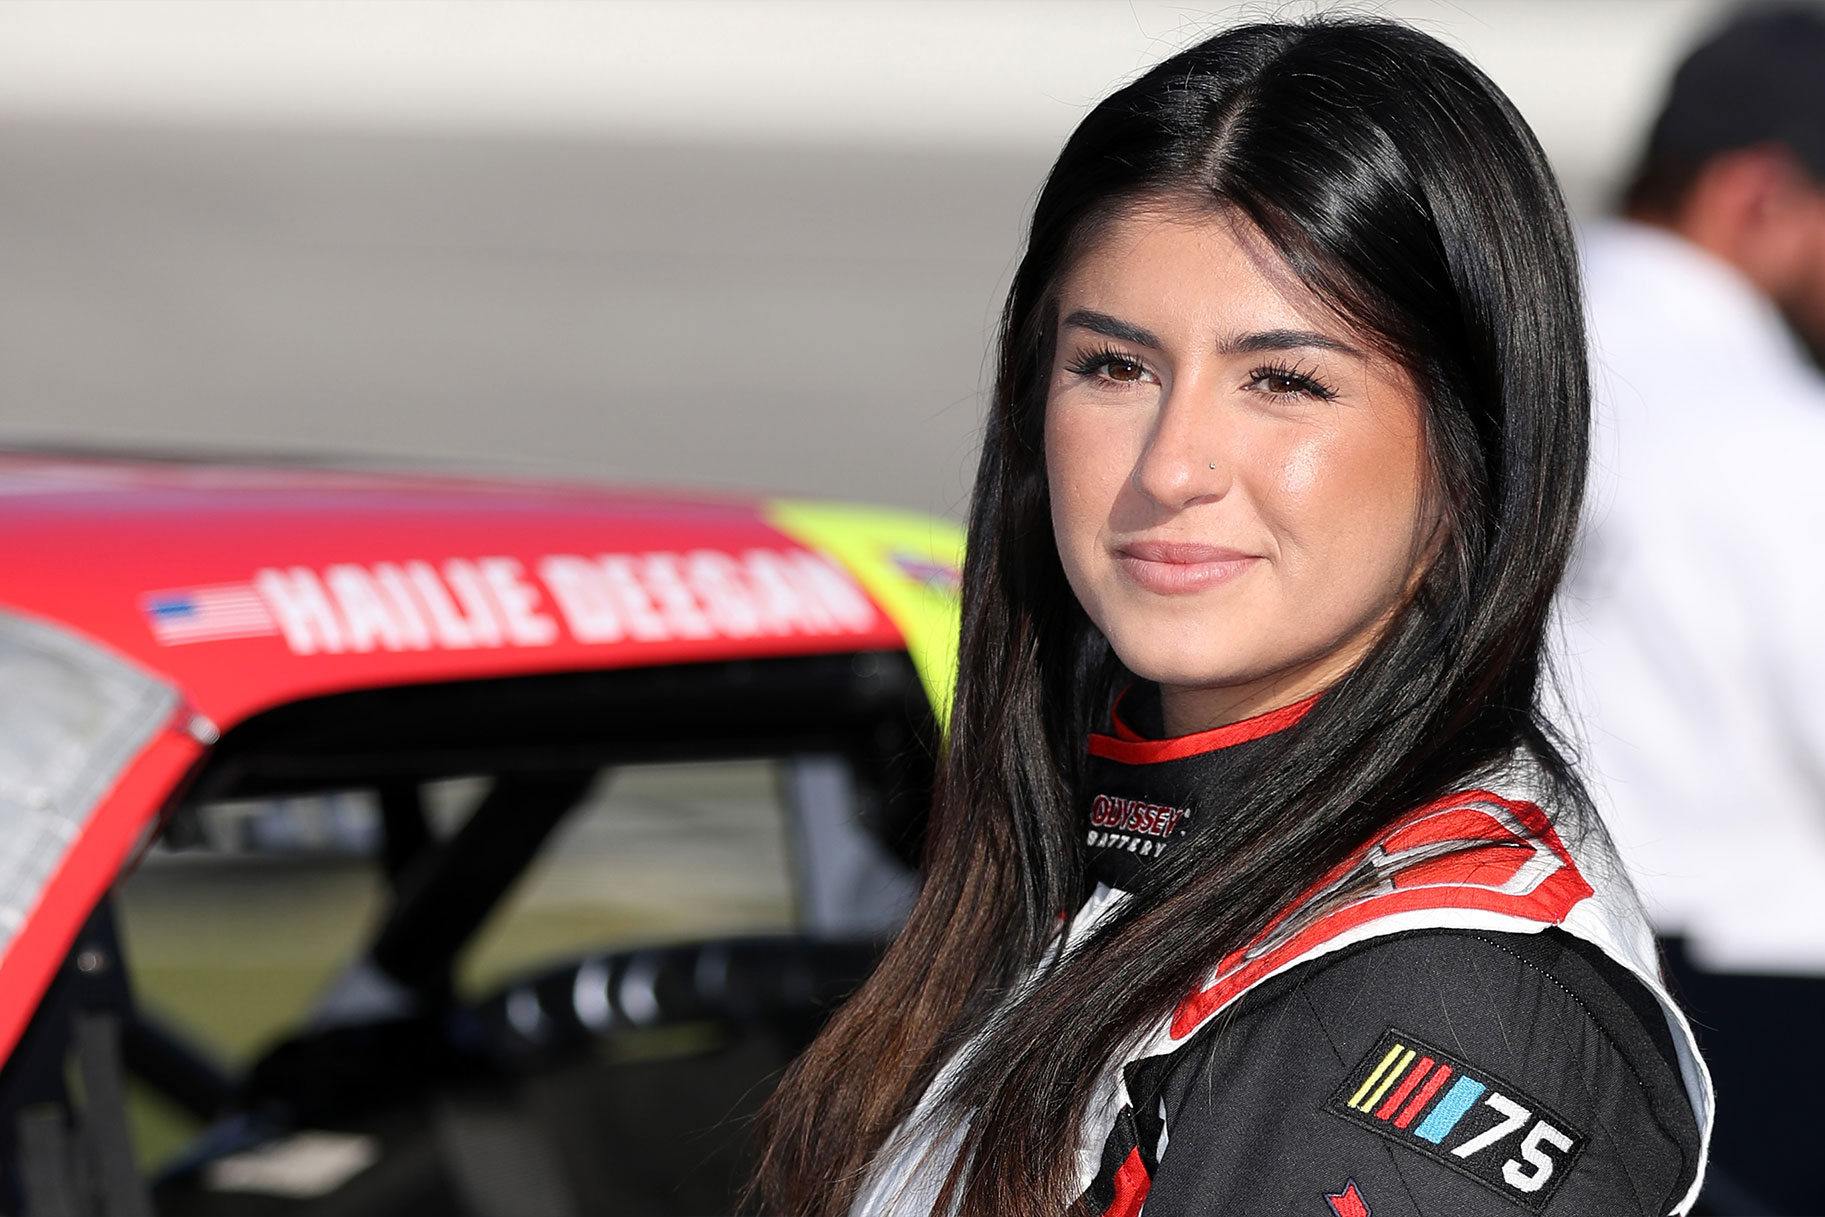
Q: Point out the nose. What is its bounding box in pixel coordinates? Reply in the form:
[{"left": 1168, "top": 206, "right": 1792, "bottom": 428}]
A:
[{"left": 1131, "top": 375, "right": 1231, "bottom": 509}]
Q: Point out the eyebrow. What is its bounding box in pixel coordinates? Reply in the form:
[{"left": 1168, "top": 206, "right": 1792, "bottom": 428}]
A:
[
  {"left": 1060, "top": 309, "right": 1161, "bottom": 349},
  {"left": 1217, "top": 328, "right": 1361, "bottom": 357},
  {"left": 1059, "top": 309, "right": 1360, "bottom": 359}
]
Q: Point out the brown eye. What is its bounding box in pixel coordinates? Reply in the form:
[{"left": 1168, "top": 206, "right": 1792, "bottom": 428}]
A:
[
  {"left": 1064, "top": 346, "right": 1155, "bottom": 386},
  {"left": 1246, "top": 364, "right": 1337, "bottom": 401}
]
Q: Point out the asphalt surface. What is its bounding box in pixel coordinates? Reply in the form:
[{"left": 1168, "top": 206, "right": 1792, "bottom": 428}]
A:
[{"left": 0, "top": 122, "right": 1055, "bottom": 519}]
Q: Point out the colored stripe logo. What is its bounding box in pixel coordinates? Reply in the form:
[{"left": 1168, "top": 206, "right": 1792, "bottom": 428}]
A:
[
  {"left": 1415, "top": 1075, "right": 1488, "bottom": 1144},
  {"left": 1347, "top": 1044, "right": 1406, "bottom": 1109},
  {"left": 1327, "top": 1028, "right": 1589, "bottom": 1213},
  {"left": 1342, "top": 1042, "right": 1475, "bottom": 1138}
]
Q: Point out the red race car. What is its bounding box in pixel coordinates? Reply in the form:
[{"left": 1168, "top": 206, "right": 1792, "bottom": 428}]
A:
[{"left": 0, "top": 453, "right": 961, "bottom": 1217}]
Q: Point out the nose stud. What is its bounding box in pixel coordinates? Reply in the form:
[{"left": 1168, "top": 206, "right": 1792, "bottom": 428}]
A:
[{"left": 1209, "top": 462, "right": 1216, "bottom": 469}]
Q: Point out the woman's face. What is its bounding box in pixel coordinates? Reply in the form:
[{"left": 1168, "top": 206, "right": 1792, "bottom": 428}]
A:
[{"left": 1045, "top": 205, "right": 1436, "bottom": 734}]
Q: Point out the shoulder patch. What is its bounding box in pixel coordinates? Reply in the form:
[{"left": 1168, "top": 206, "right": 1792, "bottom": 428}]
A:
[{"left": 1326, "top": 1028, "right": 1588, "bottom": 1211}]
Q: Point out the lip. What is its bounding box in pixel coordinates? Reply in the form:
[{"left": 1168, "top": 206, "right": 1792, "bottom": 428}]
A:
[{"left": 1114, "top": 539, "right": 1261, "bottom": 595}]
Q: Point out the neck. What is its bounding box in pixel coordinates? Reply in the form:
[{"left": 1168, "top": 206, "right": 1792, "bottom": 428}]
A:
[
  {"left": 1159, "top": 670, "right": 1326, "bottom": 737},
  {"left": 1157, "top": 638, "right": 1374, "bottom": 736}
]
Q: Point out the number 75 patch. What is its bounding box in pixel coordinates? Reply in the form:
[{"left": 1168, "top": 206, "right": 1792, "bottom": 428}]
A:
[{"left": 1326, "top": 1028, "right": 1588, "bottom": 1211}]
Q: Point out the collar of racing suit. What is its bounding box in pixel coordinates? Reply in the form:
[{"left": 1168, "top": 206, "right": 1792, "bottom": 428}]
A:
[{"left": 1082, "top": 684, "right": 1317, "bottom": 891}]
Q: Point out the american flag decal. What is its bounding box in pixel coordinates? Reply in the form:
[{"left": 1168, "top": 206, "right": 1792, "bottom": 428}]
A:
[{"left": 141, "top": 583, "right": 279, "bottom": 646}]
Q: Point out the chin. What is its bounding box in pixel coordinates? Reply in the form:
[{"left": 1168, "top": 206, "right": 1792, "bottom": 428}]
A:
[{"left": 1103, "top": 630, "right": 1262, "bottom": 692}]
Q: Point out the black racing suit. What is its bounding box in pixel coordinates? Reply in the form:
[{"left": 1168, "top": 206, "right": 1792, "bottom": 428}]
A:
[{"left": 1076, "top": 688, "right": 1704, "bottom": 1216}]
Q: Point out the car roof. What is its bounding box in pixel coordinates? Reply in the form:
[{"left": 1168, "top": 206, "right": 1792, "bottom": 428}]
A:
[
  {"left": 0, "top": 452, "right": 964, "bottom": 1073},
  {"left": 0, "top": 453, "right": 962, "bottom": 732}
]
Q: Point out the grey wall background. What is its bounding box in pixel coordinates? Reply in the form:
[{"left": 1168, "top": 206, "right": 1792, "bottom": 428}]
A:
[
  {"left": 0, "top": 127, "right": 1039, "bottom": 517},
  {"left": 0, "top": 0, "right": 1745, "bottom": 519}
]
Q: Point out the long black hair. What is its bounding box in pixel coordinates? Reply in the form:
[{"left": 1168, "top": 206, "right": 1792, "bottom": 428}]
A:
[{"left": 754, "top": 16, "right": 1590, "bottom": 1216}]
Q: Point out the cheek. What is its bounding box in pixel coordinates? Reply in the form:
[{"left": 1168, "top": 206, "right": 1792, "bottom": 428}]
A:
[
  {"left": 1045, "top": 399, "right": 1131, "bottom": 551},
  {"left": 1276, "top": 433, "right": 1327, "bottom": 498},
  {"left": 1263, "top": 414, "right": 1428, "bottom": 590}
]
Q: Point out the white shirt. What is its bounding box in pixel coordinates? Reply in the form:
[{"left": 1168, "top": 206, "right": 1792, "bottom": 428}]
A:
[{"left": 1561, "top": 220, "right": 1825, "bottom": 973}]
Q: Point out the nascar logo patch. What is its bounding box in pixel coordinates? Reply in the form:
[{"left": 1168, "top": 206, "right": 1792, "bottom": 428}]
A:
[{"left": 1327, "top": 1029, "right": 1587, "bottom": 1211}]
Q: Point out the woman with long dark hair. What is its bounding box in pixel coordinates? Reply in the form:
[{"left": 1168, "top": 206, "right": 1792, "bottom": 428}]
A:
[{"left": 755, "top": 17, "right": 1711, "bottom": 1217}]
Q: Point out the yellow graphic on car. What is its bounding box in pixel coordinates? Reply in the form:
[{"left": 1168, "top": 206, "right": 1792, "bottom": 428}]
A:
[{"left": 766, "top": 499, "right": 964, "bottom": 731}]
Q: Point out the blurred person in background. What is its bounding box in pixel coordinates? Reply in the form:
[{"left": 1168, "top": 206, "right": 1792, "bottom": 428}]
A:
[{"left": 1563, "top": 6, "right": 1825, "bottom": 1213}]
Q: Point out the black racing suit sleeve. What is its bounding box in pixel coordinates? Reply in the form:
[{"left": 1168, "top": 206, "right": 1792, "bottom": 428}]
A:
[{"left": 1128, "top": 929, "right": 1701, "bottom": 1217}]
